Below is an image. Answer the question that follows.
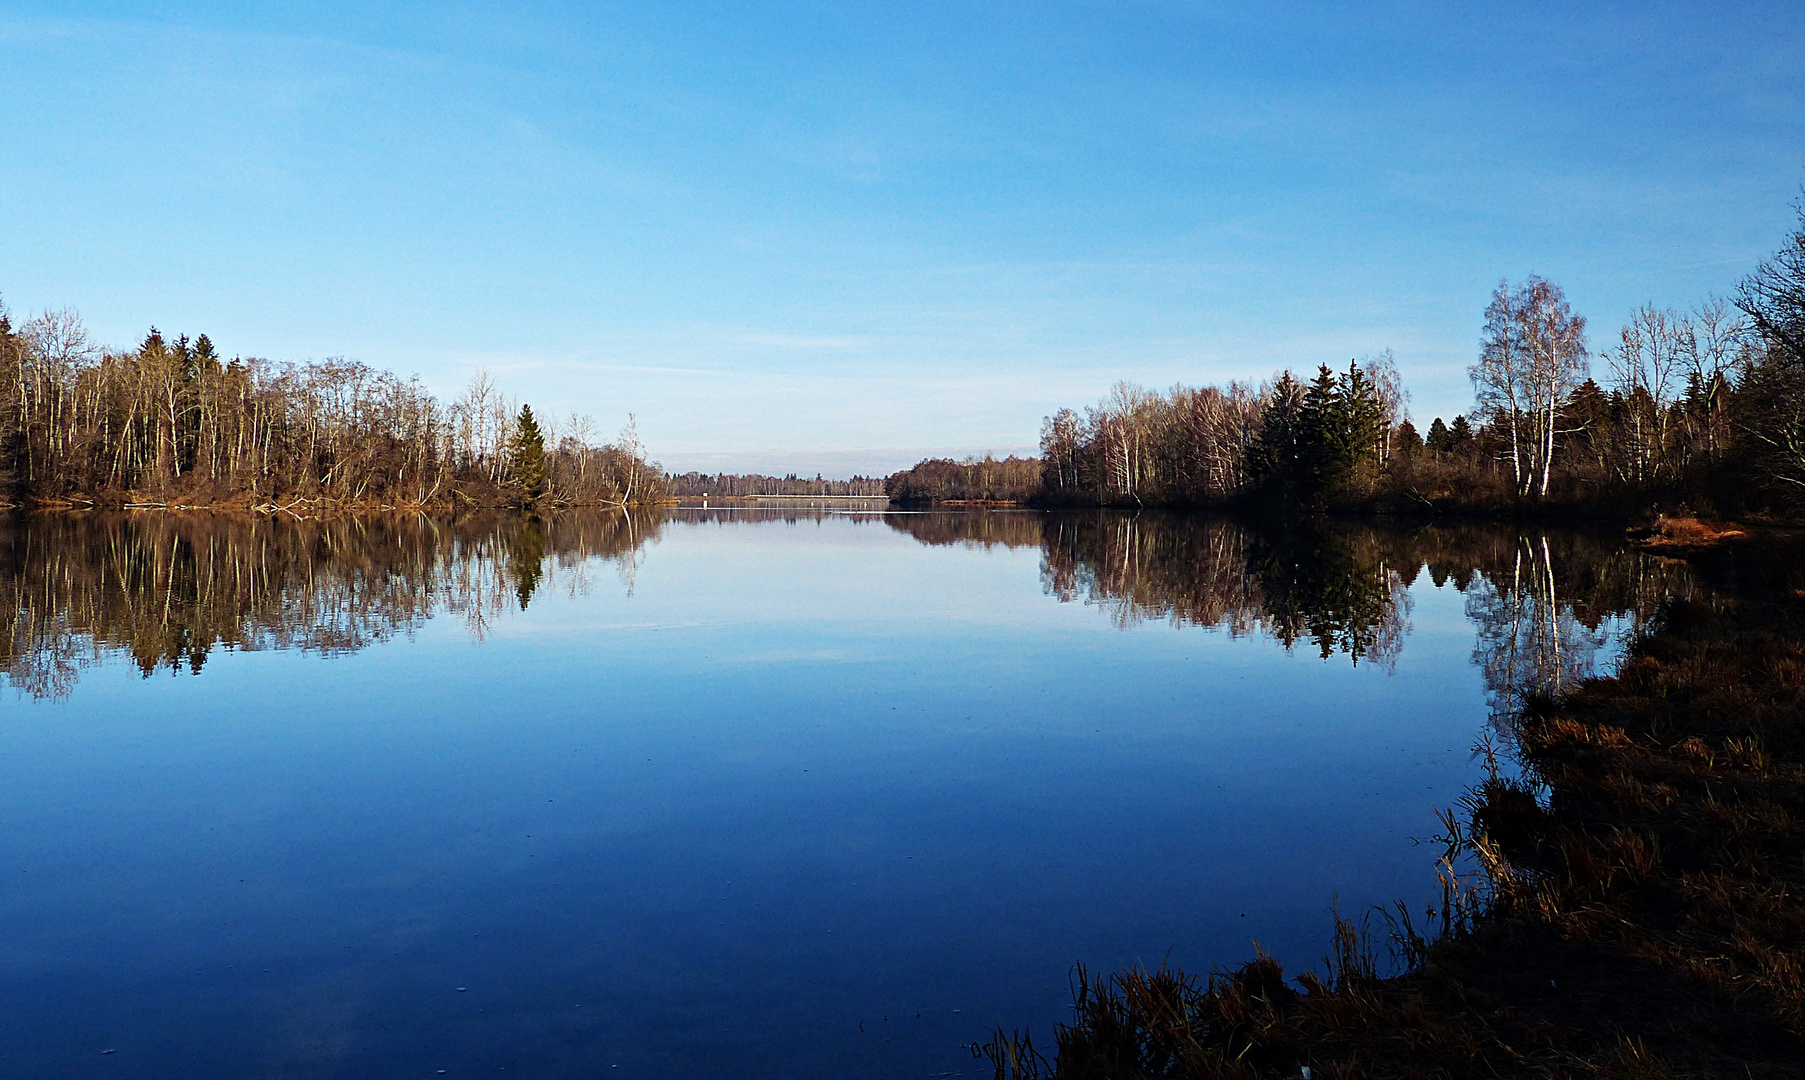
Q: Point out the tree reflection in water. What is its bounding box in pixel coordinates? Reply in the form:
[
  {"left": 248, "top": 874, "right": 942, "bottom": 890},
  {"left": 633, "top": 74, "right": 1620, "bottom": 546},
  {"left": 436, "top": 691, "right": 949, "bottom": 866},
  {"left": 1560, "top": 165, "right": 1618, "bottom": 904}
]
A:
[
  {"left": 2, "top": 509, "right": 1696, "bottom": 713},
  {"left": 1038, "top": 514, "right": 1403, "bottom": 664},
  {"left": 894, "top": 510, "right": 1697, "bottom": 701},
  {"left": 0, "top": 510, "right": 659, "bottom": 700}
]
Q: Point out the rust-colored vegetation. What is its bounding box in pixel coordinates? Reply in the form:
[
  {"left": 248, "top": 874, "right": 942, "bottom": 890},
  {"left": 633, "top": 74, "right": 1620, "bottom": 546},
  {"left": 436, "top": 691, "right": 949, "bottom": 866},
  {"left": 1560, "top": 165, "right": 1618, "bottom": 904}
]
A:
[{"left": 1627, "top": 515, "right": 1749, "bottom": 552}]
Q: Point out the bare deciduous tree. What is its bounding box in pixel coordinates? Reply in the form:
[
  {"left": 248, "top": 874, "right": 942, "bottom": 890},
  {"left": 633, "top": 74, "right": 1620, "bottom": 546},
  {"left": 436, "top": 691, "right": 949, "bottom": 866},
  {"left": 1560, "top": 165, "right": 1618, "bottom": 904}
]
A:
[
  {"left": 1470, "top": 276, "right": 1589, "bottom": 498},
  {"left": 1361, "top": 350, "right": 1410, "bottom": 464},
  {"left": 1609, "top": 304, "right": 1687, "bottom": 485}
]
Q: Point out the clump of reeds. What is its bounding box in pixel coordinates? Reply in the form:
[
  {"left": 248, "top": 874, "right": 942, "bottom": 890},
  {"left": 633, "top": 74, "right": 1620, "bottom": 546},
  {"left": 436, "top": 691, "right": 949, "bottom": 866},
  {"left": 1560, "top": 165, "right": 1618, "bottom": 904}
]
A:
[{"left": 980, "top": 578, "right": 1805, "bottom": 1077}]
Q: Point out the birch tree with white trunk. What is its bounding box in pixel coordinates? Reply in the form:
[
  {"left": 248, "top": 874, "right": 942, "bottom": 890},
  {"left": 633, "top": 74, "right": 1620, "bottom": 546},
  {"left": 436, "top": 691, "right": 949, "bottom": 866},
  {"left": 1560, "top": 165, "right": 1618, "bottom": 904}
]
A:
[{"left": 1469, "top": 276, "right": 1589, "bottom": 498}]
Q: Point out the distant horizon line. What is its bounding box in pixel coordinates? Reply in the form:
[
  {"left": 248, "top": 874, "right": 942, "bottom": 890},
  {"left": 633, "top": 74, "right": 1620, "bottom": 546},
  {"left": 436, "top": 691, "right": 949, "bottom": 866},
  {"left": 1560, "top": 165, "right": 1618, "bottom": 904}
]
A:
[{"left": 656, "top": 446, "right": 1041, "bottom": 481}]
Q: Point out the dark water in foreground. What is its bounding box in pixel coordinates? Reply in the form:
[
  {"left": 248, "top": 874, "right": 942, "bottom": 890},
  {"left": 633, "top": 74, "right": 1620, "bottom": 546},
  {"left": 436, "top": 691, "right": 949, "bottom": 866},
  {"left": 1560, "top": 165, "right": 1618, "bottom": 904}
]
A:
[{"left": 0, "top": 510, "right": 1692, "bottom": 1078}]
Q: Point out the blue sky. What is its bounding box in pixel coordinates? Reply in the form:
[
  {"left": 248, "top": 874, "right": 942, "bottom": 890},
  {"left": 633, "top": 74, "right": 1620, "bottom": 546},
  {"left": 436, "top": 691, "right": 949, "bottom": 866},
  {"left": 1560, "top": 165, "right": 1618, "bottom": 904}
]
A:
[{"left": 1, "top": 2, "right": 1801, "bottom": 475}]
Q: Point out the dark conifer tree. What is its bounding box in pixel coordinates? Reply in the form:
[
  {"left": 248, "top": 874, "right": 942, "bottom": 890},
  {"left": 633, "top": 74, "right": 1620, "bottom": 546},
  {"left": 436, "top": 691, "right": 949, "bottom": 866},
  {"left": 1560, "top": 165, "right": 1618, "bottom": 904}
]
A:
[
  {"left": 1298, "top": 364, "right": 1352, "bottom": 502},
  {"left": 1395, "top": 419, "right": 1423, "bottom": 456},
  {"left": 1340, "top": 360, "right": 1386, "bottom": 473},
  {"left": 1425, "top": 417, "right": 1451, "bottom": 456},
  {"left": 1448, "top": 415, "right": 1475, "bottom": 452},
  {"left": 508, "top": 405, "right": 548, "bottom": 504},
  {"left": 1248, "top": 372, "right": 1305, "bottom": 495}
]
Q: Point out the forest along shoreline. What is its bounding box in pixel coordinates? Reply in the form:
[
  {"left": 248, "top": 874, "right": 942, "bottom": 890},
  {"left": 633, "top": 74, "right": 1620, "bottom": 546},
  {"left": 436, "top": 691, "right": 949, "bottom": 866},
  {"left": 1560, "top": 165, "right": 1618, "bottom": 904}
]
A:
[
  {"left": 886, "top": 194, "right": 1805, "bottom": 529},
  {"left": 967, "top": 198, "right": 1805, "bottom": 1078},
  {"left": 976, "top": 524, "right": 1805, "bottom": 1079},
  {"left": 0, "top": 316, "right": 668, "bottom": 513}
]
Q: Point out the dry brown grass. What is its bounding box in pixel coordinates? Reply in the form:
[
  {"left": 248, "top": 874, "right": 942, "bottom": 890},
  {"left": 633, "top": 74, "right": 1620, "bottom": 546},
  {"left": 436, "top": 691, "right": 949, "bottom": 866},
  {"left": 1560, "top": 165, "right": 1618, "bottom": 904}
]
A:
[{"left": 1629, "top": 515, "right": 1748, "bottom": 551}]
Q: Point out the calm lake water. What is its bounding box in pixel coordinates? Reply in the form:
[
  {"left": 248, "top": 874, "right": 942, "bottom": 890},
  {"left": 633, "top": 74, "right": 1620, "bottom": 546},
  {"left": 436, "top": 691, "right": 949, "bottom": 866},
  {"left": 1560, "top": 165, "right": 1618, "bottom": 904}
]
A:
[{"left": 0, "top": 509, "right": 1691, "bottom": 1078}]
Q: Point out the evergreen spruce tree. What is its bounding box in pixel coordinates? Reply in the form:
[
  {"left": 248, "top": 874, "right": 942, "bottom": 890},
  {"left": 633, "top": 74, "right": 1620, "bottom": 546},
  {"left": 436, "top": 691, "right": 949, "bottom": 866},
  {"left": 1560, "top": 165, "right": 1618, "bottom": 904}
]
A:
[
  {"left": 1564, "top": 379, "right": 1612, "bottom": 466},
  {"left": 1425, "top": 417, "right": 1451, "bottom": 455},
  {"left": 1448, "top": 414, "right": 1475, "bottom": 453},
  {"left": 1395, "top": 420, "right": 1423, "bottom": 456},
  {"left": 1341, "top": 360, "right": 1386, "bottom": 470},
  {"left": 508, "top": 404, "right": 548, "bottom": 504},
  {"left": 194, "top": 334, "right": 220, "bottom": 374},
  {"left": 1298, "top": 364, "right": 1352, "bottom": 502},
  {"left": 1248, "top": 372, "right": 1305, "bottom": 494}
]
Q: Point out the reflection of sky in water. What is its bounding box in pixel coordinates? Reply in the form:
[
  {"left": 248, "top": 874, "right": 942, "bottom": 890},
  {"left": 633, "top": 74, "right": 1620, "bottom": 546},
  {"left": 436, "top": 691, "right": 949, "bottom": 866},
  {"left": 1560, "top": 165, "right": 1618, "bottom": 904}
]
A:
[{"left": 0, "top": 514, "right": 1680, "bottom": 1079}]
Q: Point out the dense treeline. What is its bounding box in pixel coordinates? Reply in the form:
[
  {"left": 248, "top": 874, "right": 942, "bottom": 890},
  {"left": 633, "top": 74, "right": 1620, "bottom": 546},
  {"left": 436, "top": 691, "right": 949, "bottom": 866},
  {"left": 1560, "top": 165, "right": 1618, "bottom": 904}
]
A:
[
  {"left": 664, "top": 471, "right": 885, "bottom": 497},
  {"left": 883, "top": 455, "right": 1041, "bottom": 503},
  {"left": 0, "top": 311, "right": 663, "bottom": 509},
  {"left": 1039, "top": 195, "right": 1805, "bottom": 517}
]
